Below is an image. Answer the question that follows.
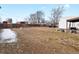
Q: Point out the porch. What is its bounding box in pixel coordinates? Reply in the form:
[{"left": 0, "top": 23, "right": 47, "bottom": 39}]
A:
[{"left": 66, "top": 17, "right": 79, "bottom": 33}]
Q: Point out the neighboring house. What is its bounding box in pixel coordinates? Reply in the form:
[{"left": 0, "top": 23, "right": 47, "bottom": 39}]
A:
[
  {"left": 3, "top": 21, "right": 12, "bottom": 28},
  {"left": 59, "top": 16, "right": 79, "bottom": 30},
  {"left": 2, "top": 18, "right": 12, "bottom": 28}
]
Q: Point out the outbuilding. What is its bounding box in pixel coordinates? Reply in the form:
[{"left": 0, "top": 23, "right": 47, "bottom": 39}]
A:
[{"left": 59, "top": 16, "right": 79, "bottom": 32}]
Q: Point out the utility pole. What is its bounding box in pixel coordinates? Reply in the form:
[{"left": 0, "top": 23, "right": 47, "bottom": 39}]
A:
[
  {"left": 0, "top": 6, "right": 1, "bottom": 31},
  {"left": 0, "top": 6, "right": 1, "bottom": 23},
  {"left": 0, "top": 6, "right": 1, "bottom": 40}
]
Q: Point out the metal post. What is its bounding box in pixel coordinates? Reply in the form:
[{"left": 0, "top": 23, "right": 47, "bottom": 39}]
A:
[{"left": 66, "top": 21, "right": 68, "bottom": 32}]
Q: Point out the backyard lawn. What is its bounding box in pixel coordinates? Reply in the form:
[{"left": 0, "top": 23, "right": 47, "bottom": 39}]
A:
[{"left": 0, "top": 27, "right": 79, "bottom": 53}]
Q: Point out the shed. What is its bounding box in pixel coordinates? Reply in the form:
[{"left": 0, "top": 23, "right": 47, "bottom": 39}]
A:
[
  {"left": 59, "top": 16, "right": 79, "bottom": 30},
  {"left": 67, "top": 17, "right": 79, "bottom": 29}
]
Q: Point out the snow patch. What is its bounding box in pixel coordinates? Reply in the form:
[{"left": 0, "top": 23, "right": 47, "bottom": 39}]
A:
[{"left": 0, "top": 29, "right": 17, "bottom": 43}]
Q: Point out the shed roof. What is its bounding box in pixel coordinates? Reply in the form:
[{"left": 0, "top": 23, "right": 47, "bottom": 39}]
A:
[{"left": 67, "top": 17, "right": 79, "bottom": 22}]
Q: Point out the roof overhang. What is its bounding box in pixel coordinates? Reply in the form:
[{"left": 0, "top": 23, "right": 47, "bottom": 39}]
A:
[{"left": 67, "top": 17, "right": 79, "bottom": 22}]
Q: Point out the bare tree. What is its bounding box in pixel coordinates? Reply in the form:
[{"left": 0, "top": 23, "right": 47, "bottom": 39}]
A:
[
  {"left": 36, "top": 11, "right": 44, "bottom": 24},
  {"left": 41, "top": 18, "right": 46, "bottom": 24},
  {"left": 29, "top": 13, "right": 37, "bottom": 24},
  {"left": 7, "top": 18, "right": 12, "bottom": 23},
  {"left": 29, "top": 11, "right": 45, "bottom": 24},
  {"left": 51, "top": 6, "right": 64, "bottom": 27},
  {"left": 24, "top": 17, "right": 29, "bottom": 24}
]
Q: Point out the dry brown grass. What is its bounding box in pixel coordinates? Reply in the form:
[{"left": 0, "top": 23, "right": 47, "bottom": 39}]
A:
[{"left": 0, "top": 27, "right": 79, "bottom": 54}]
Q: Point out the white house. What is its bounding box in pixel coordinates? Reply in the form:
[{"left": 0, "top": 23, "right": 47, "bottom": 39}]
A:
[{"left": 59, "top": 16, "right": 79, "bottom": 30}]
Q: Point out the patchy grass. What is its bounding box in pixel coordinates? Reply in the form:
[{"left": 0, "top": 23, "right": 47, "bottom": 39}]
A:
[{"left": 0, "top": 27, "right": 79, "bottom": 53}]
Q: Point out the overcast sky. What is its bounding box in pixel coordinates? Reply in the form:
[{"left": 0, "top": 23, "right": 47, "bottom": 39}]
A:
[{"left": 0, "top": 4, "right": 79, "bottom": 23}]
